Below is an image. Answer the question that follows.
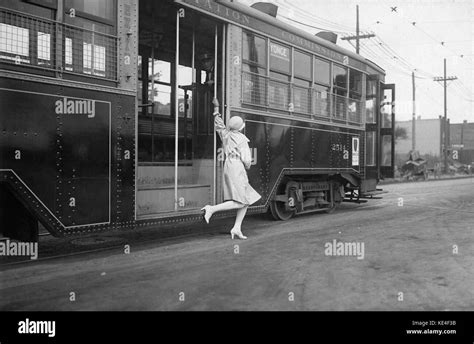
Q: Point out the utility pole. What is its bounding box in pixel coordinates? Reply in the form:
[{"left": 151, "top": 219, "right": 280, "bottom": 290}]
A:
[
  {"left": 341, "top": 5, "right": 375, "bottom": 54},
  {"left": 356, "top": 5, "right": 359, "bottom": 53},
  {"left": 434, "top": 58, "right": 457, "bottom": 174},
  {"left": 412, "top": 71, "right": 416, "bottom": 151}
]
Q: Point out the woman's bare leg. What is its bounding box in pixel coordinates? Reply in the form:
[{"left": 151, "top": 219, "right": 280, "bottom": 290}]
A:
[
  {"left": 201, "top": 201, "right": 244, "bottom": 223},
  {"left": 210, "top": 200, "right": 244, "bottom": 213},
  {"left": 230, "top": 205, "right": 249, "bottom": 239},
  {"left": 232, "top": 205, "right": 248, "bottom": 232}
]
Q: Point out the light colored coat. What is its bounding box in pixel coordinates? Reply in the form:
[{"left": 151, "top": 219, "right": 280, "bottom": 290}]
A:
[{"left": 215, "top": 114, "right": 261, "bottom": 205}]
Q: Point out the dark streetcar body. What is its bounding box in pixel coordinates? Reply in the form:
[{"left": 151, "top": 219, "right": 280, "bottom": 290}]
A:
[{"left": 0, "top": 0, "right": 395, "bottom": 241}]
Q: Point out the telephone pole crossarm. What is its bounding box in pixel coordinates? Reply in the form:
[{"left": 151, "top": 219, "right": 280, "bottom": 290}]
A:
[
  {"left": 433, "top": 76, "right": 458, "bottom": 82},
  {"left": 341, "top": 5, "right": 376, "bottom": 54}
]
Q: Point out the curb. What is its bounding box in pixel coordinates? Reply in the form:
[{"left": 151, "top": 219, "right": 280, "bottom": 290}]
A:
[{"left": 379, "top": 174, "right": 474, "bottom": 186}]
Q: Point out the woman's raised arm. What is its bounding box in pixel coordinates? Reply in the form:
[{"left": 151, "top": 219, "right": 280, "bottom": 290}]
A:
[{"left": 212, "top": 98, "right": 228, "bottom": 140}]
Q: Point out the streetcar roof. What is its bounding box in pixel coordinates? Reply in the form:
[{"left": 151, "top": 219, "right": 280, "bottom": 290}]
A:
[{"left": 175, "top": 0, "right": 385, "bottom": 75}]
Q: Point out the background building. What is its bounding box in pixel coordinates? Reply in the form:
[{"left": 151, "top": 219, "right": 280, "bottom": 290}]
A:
[
  {"left": 395, "top": 117, "right": 443, "bottom": 167},
  {"left": 450, "top": 120, "right": 474, "bottom": 165},
  {"left": 395, "top": 117, "right": 474, "bottom": 168}
]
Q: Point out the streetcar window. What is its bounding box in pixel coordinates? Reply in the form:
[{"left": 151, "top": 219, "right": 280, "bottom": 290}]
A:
[
  {"left": 293, "top": 50, "right": 312, "bottom": 114},
  {"left": 365, "top": 98, "right": 376, "bottom": 124},
  {"left": 61, "top": 0, "right": 117, "bottom": 79},
  {"left": 242, "top": 64, "right": 266, "bottom": 106},
  {"left": 366, "top": 131, "right": 376, "bottom": 166},
  {"left": 24, "top": 0, "right": 57, "bottom": 10},
  {"left": 294, "top": 50, "right": 311, "bottom": 80},
  {"left": 381, "top": 89, "right": 393, "bottom": 128},
  {"left": 83, "top": 42, "right": 106, "bottom": 76},
  {"left": 381, "top": 100, "right": 392, "bottom": 128},
  {"left": 0, "top": 23, "right": 29, "bottom": 59},
  {"left": 242, "top": 32, "right": 267, "bottom": 67},
  {"left": 242, "top": 72, "right": 266, "bottom": 106},
  {"left": 65, "top": 0, "right": 116, "bottom": 23},
  {"left": 313, "top": 57, "right": 331, "bottom": 118},
  {"left": 242, "top": 32, "right": 267, "bottom": 106},
  {"left": 0, "top": 2, "right": 116, "bottom": 80},
  {"left": 148, "top": 59, "right": 172, "bottom": 116},
  {"left": 349, "top": 69, "right": 363, "bottom": 94},
  {"left": 269, "top": 41, "right": 291, "bottom": 74},
  {"left": 333, "top": 64, "right": 348, "bottom": 120},
  {"left": 3, "top": 0, "right": 55, "bottom": 19},
  {"left": 37, "top": 32, "right": 51, "bottom": 62},
  {"left": 293, "top": 78, "right": 311, "bottom": 114},
  {"left": 65, "top": 38, "right": 72, "bottom": 68},
  {"left": 151, "top": 84, "right": 171, "bottom": 116},
  {"left": 64, "top": 0, "right": 116, "bottom": 36},
  {"left": 365, "top": 78, "right": 377, "bottom": 124},
  {"left": 64, "top": 16, "right": 115, "bottom": 36},
  {"left": 366, "top": 78, "right": 377, "bottom": 97},
  {"left": 348, "top": 69, "right": 363, "bottom": 123},
  {"left": 269, "top": 41, "right": 291, "bottom": 111},
  {"left": 313, "top": 84, "right": 330, "bottom": 118},
  {"left": 381, "top": 135, "right": 392, "bottom": 166},
  {"left": 269, "top": 71, "right": 290, "bottom": 110},
  {"left": 150, "top": 60, "right": 171, "bottom": 84},
  {"left": 314, "top": 57, "right": 330, "bottom": 85},
  {"left": 333, "top": 64, "right": 347, "bottom": 88}
]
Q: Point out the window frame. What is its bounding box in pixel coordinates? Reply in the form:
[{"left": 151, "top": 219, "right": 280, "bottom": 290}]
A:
[
  {"left": 24, "top": 0, "right": 58, "bottom": 10},
  {"left": 293, "top": 48, "right": 312, "bottom": 81},
  {"left": 239, "top": 30, "right": 375, "bottom": 127},
  {"left": 241, "top": 31, "right": 268, "bottom": 107},
  {"left": 365, "top": 77, "right": 378, "bottom": 124},
  {"left": 313, "top": 56, "right": 331, "bottom": 86},
  {"left": 64, "top": 0, "right": 117, "bottom": 28},
  {"left": 269, "top": 40, "right": 291, "bottom": 75},
  {"left": 365, "top": 131, "right": 376, "bottom": 166},
  {"left": 242, "top": 31, "right": 267, "bottom": 69},
  {"left": 331, "top": 63, "right": 348, "bottom": 120}
]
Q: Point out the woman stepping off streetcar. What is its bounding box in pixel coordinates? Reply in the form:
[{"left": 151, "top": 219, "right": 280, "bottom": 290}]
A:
[{"left": 201, "top": 98, "right": 261, "bottom": 240}]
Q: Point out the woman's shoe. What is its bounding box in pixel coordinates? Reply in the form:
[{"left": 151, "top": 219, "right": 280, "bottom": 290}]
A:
[
  {"left": 230, "top": 228, "right": 247, "bottom": 240},
  {"left": 201, "top": 205, "right": 213, "bottom": 224}
]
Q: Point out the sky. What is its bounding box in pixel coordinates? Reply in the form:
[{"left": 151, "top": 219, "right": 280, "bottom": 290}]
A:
[{"left": 237, "top": 0, "right": 473, "bottom": 123}]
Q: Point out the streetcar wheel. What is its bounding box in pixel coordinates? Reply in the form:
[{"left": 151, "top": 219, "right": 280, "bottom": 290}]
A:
[{"left": 269, "top": 200, "right": 295, "bottom": 221}]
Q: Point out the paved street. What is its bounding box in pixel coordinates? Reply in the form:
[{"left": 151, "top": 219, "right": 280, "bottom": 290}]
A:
[{"left": 1, "top": 178, "right": 473, "bottom": 311}]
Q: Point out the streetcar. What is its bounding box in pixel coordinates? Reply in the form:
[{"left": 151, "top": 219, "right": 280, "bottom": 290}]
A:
[{"left": 0, "top": 0, "right": 395, "bottom": 241}]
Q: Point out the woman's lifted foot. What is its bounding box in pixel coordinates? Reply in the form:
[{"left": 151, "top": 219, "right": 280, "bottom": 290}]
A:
[
  {"left": 230, "top": 227, "right": 247, "bottom": 240},
  {"left": 201, "top": 205, "right": 213, "bottom": 224}
]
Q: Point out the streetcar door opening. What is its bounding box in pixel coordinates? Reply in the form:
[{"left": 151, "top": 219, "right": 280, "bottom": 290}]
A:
[
  {"left": 380, "top": 83, "right": 395, "bottom": 179},
  {"left": 136, "top": 1, "right": 223, "bottom": 217},
  {"left": 363, "top": 75, "right": 379, "bottom": 191}
]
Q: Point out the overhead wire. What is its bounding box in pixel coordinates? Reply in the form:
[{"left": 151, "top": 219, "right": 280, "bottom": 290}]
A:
[
  {"left": 277, "top": 14, "right": 351, "bottom": 35},
  {"left": 273, "top": 1, "right": 473, "bottom": 105},
  {"left": 280, "top": 0, "right": 359, "bottom": 32}
]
